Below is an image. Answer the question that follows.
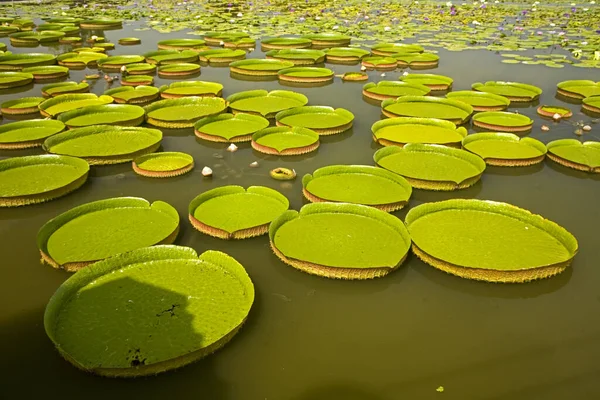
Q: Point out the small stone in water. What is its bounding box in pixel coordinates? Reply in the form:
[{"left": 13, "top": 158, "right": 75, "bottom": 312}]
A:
[
  {"left": 583, "top": 125, "right": 592, "bottom": 131},
  {"left": 227, "top": 143, "right": 238, "bottom": 152},
  {"left": 201, "top": 166, "right": 213, "bottom": 177},
  {"left": 541, "top": 125, "right": 550, "bottom": 131},
  {"left": 249, "top": 161, "right": 259, "bottom": 167},
  {"left": 575, "top": 129, "right": 583, "bottom": 136}
]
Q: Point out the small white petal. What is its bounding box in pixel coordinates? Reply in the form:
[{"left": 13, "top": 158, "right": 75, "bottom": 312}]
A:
[
  {"left": 249, "top": 161, "right": 259, "bottom": 167},
  {"left": 227, "top": 143, "right": 238, "bottom": 152},
  {"left": 202, "top": 166, "right": 213, "bottom": 176}
]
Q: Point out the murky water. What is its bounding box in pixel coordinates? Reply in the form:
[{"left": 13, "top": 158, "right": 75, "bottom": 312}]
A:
[{"left": 1, "top": 20, "right": 600, "bottom": 400}]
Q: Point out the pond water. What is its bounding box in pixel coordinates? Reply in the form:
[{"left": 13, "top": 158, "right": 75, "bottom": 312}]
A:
[{"left": 2, "top": 18, "right": 600, "bottom": 400}]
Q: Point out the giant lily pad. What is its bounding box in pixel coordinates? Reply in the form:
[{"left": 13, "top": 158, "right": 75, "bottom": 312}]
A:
[
  {"left": 44, "top": 245, "right": 253, "bottom": 376},
  {"left": 57, "top": 104, "right": 145, "bottom": 128},
  {"left": 227, "top": 89, "right": 308, "bottom": 118},
  {"left": 405, "top": 199, "right": 578, "bottom": 283},
  {"left": 302, "top": 165, "right": 412, "bottom": 212},
  {"left": 556, "top": 80, "right": 600, "bottom": 99},
  {"left": 324, "top": 47, "right": 370, "bottom": 63},
  {"left": 1, "top": 97, "right": 44, "bottom": 115},
  {"left": 536, "top": 105, "right": 572, "bottom": 119},
  {"left": 229, "top": 59, "right": 294, "bottom": 76},
  {"left": 382, "top": 96, "right": 473, "bottom": 125},
  {"left": 302, "top": 33, "right": 351, "bottom": 47},
  {"left": 251, "top": 126, "right": 320, "bottom": 155},
  {"left": 44, "top": 125, "right": 162, "bottom": 165},
  {"left": 0, "top": 119, "right": 65, "bottom": 149},
  {"left": 144, "top": 97, "right": 227, "bottom": 128},
  {"left": 0, "top": 71, "right": 33, "bottom": 89},
  {"left": 121, "top": 75, "right": 154, "bottom": 87},
  {"left": 472, "top": 81, "right": 542, "bottom": 102},
  {"left": 80, "top": 19, "right": 122, "bottom": 29},
  {"left": 260, "top": 37, "right": 312, "bottom": 51},
  {"left": 158, "top": 63, "right": 201, "bottom": 77},
  {"left": 392, "top": 52, "right": 439, "bottom": 68},
  {"left": 10, "top": 31, "right": 65, "bottom": 45},
  {"left": 22, "top": 65, "right": 69, "bottom": 80},
  {"left": 372, "top": 117, "right": 467, "bottom": 147},
  {"left": 97, "top": 55, "right": 146, "bottom": 70},
  {"left": 0, "top": 155, "right": 88, "bottom": 207},
  {"left": 363, "top": 81, "right": 430, "bottom": 102},
  {"left": 160, "top": 81, "right": 223, "bottom": 99},
  {"left": 462, "top": 133, "right": 546, "bottom": 166},
  {"left": 105, "top": 86, "right": 160, "bottom": 104},
  {"left": 277, "top": 67, "right": 333, "bottom": 83},
  {"left": 203, "top": 32, "right": 250, "bottom": 46},
  {"left": 400, "top": 73, "right": 453, "bottom": 91},
  {"left": 189, "top": 186, "right": 289, "bottom": 239},
  {"left": 42, "top": 81, "right": 89, "bottom": 97},
  {"left": 361, "top": 56, "right": 398, "bottom": 71},
  {"left": 582, "top": 97, "right": 600, "bottom": 114},
  {"left": 276, "top": 106, "right": 354, "bottom": 135},
  {"left": 472, "top": 111, "right": 533, "bottom": 133},
  {"left": 371, "top": 43, "right": 424, "bottom": 56},
  {"left": 197, "top": 49, "right": 246, "bottom": 64},
  {"left": 157, "top": 38, "right": 206, "bottom": 50},
  {"left": 269, "top": 203, "right": 411, "bottom": 279},
  {"left": 266, "top": 49, "right": 326, "bottom": 65},
  {"left": 446, "top": 91, "right": 510, "bottom": 112},
  {"left": 546, "top": 139, "right": 600, "bottom": 173},
  {"left": 194, "top": 113, "right": 269, "bottom": 143},
  {"left": 125, "top": 63, "right": 157, "bottom": 75},
  {"left": 143, "top": 50, "right": 198, "bottom": 65},
  {"left": 118, "top": 37, "right": 141, "bottom": 45},
  {"left": 37, "top": 197, "right": 179, "bottom": 270},
  {"left": 57, "top": 51, "right": 108, "bottom": 68},
  {"left": 39, "top": 94, "right": 114, "bottom": 117},
  {"left": 133, "top": 152, "right": 194, "bottom": 178},
  {"left": 374, "top": 144, "right": 486, "bottom": 191}
]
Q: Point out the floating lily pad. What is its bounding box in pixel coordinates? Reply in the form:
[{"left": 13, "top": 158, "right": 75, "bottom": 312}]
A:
[
  {"left": 537, "top": 105, "right": 572, "bottom": 118},
  {"left": 157, "top": 38, "right": 206, "bottom": 50},
  {"left": 302, "top": 33, "right": 351, "bottom": 47},
  {"left": 251, "top": 126, "right": 319, "bottom": 155},
  {"left": 37, "top": 197, "right": 179, "bottom": 270},
  {"left": 556, "top": 80, "right": 600, "bottom": 99},
  {"left": 270, "top": 203, "right": 411, "bottom": 279},
  {"left": 125, "top": 63, "right": 157, "bottom": 75},
  {"left": 197, "top": 49, "right": 246, "bottom": 64},
  {"left": 446, "top": 91, "right": 510, "bottom": 111},
  {"left": 59, "top": 37, "right": 82, "bottom": 45},
  {"left": 133, "top": 152, "right": 194, "bottom": 178},
  {"left": 194, "top": 113, "right": 269, "bottom": 143},
  {"left": 363, "top": 81, "right": 430, "bottom": 102},
  {"left": 44, "top": 245, "right": 253, "bottom": 376},
  {"left": 382, "top": 96, "right": 473, "bottom": 125},
  {"left": 0, "top": 71, "right": 33, "bottom": 89},
  {"left": 472, "top": 111, "right": 533, "bottom": 133},
  {"left": 462, "top": 133, "right": 546, "bottom": 166},
  {"left": 261, "top": 37, "right": 312, "bottom": 51},
  {"left": 472, "top": 81, "right": 542, "bottom": 102},
  {"left": 42, "top": 81, "right": 89, "bottom": 97},
  {"left": 9, "top": 31, "right": 65, "bottom": 45},
  {"left": 371, "top": 43, "right": 424, "bottom": 56},
  {"left": 22, "top": 65, "right": 69, "bottom": 80},
  {"left": 341, "top": 72, "right": 368, "bottom": 82},
  {"left": 80, "top": 19, "right": 122, "bottom": 29},
  {"left": 546, "top": 139, "right": 600, "bottom": 173},
  {"left": 118, "top": 37, "right": 141, "bottom": 45},
  {"left": 72, "top": 47, "right": 106, "bottom": 54},
  {"left": 324, "top": 47, "right": 370, "bottom": 63},
  {"left": 276, "top": 106, "right": 354, "bottom": 135},
  {"left": 372, "top": 117, "right": 467, "bottom": 147},
  {"left": 94, "top": 43, "right": 116, "bottom": 51},
  {"left": 57, "top": 104, "right": 145, "bottom": 128},
  {"left": 393, "top": 52, "right": 439, "bottom": 68},
  {"left": 143, "top": 50, "right": 198, "bottom": 65},
  {"left": 0, "top": 119, "right": 65, "bottom": 149},
  {"left": 266, "top": 49, "right": 326, "bottom": 65},
  {"left": 39, "top": 94, "right": 114, "bottom": 117},
  {"left": 278, "top": 67, "right": 333, "bottom": 83},
  {"left": 229, "top": 59, "right": 294, "bottom": 76},
  {"left": 203, "top": 32, "right": 250, "bottom": 46},
  {"left": 144, "top": 97, "right": 227, "bottom": 128},
  {"left": 1, "top": 97, "right": 44, "bottom": 115},
  {"left": 44, "top": 125, "right": 162, "bottom": 165},
  {"left": 105, "top": 86, "right": 160, "bottom": 104},
  {"left": 227, "top": 89, "right": 308, "bottom": 118},
  {"left": 0, "top": 155, "right": 88, "bottom": 207},
  {"left": 302, "top": 165, "right": 412, "bottom": 212},
  {"left": 374, "top": 144, "right": 486, "bottom": 191},
  {"left": 400, "top": 73, "right": 453, "bottom": 91},
  {"left": 582, "top": 97, "right": 600, "bottom": 114},
  {"left": 157, "top": 63, "right": 201, "bottom": 77},
  {"left": 361, "top": 56, "right": 397, "bottom": 71},
  {"left": 189, "top": 186, "right": 289, "bottom": 240},
  {"left": 405, "top": 199, "right": 578, "bottom": 283},
  {"left": 57, "top": 51, "right": 108, "bottom": 68},
  {"left": 160, "top": 81, "right": 223, "bottom": 99},
  {"left": 97, "top": 55, "right": 146, "bottom": 70},
  {"left": 121, "top": 75, "right": 154, "bottom": 87}
]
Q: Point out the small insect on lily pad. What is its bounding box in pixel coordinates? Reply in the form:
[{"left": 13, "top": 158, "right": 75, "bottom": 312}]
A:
[
  {"left": 260, "top": 37, "right": 312, "bottom": 51},
  {"left": 133, "top": 152, "right": 194, "bottom": 178},
  {"left": 556, "top": 80, "right": 600, "bottom": 100},
  {"left": 0, "top": 71, "right": 34, "bottom": 89},
  {"left": 472, "top": 111, "right": 533, "bottom": 133},
  {"left": 363, "top": 81, "right": 430, "bottom": 102},
  {"left": 37, "top": 197, "right": 179, "bottom": 271},
  {"left": 0, "top": 119, "right": 65, "bottom": 149},
  {"left": 269, "top": 202, "right": 411, "bottom": 279},
  {"left": 22, "top": 65, "right": 69, "bottom": 81},
  {"left": 227, "top": 89, "right": 308, "bottom": 118},
  {"left": 405, "top": 199, "right": 578, "bottom": 283},
  {"left": 446, "top": 91, "right": 510, "bottom": 112},
  {"left": 536, "top": 105, "right": 572, "bottom": 118},
  {"left": 158, "top": 63, "right": 201, "bottom": 78},
  {"left": 105, "top": 86, "right": 160, "bottom": 104},
  {"left": 372, "top": 117, "right": 467, "bottom": 147},
  {"left": 462, "top": 132, "right": 547, "bottom": 166},
  {"left": 0, "top": 154, "right": 89, "bottom": 207},
  {"left": 400, "top": 73, "right": 453, "bottom": 91},
  {"left": 194, "top": 113, "right": 269, "bottom": 143},
  {"left": 302, "top": 165, "right": 412, "bottom": 212},
  {"left": 382, "top": 96, "right": 473, "bottom": 125},
  {"left": 546, "top": 139, "right": 600, "bottom": 173},
  {"left": 44, "top": 245, "right": 254, "bottom": 376},
  {"left": 39, "top": 94, "right": 114, "bottom": 117},
  {"left": 277, "top": 67, "right": 334, "bottom": 84},
  {"left": 374, "top": 144, "right": 486, "bottom": 191},
  {"left": 251, "top": 126, "right": 320, "bottom": 155},
  {"left": 324, "top": 47, "right": 370, "bottom": 64},
  {"left": 230, "top": 59, "right": 295, "bottom": 77},
  {"left": 276, "top": 106, "right": 354, "bottom": 135},
  {"left": 160, "top": 81, "right": 223, "bottom": 99},
  {"left": 144, "top": 97, "right": 227, "bottom": 128},
  {"left": 57, "top": 104, "right": 146, "bottom": 128},
  {"left": 1, "top": 97, "right": 44, "bottom": 115},
  {"left": 472, "top": 81, "right": 542, "bottom": 103},
  {"left": 266, "top": 49, "right": 326, "bottom": 65},
  {"left": 189, "top": 186, "right": 289, "bottom": 240}
]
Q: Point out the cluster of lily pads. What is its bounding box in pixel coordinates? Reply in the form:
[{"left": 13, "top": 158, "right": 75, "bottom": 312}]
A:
[{"left": 0, "top": 0, "right": 597, "bottom": 379}]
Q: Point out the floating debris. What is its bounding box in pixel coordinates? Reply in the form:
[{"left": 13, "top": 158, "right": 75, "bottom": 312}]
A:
[
  {"left": 583, "top": 125, "right": 592, "bottom": 132},
  {"left": 201, "top": 166, "right": 213, "bottom": 177},
  {"left": 553, "top": 113, "right": 562, "bottom": 121},
  {"left": 270, "top": 167, "right": 296, "bottom": 180},
  {"left": 249, "top": 161, "right": 259, "bottom": 168},
  {"left": 227, "top": 143, "right": 238, "bottom": 152},
  {"left": 541, "top": 125, "right": 550, "bottom": 131}
]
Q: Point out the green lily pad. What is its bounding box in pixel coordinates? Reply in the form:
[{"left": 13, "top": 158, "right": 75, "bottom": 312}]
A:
[
  {"left": 57, "top": 51, "right": 108, "bottom": 67},
  {"left": 372, "top": 117, "right": 467, "bottom": 147},
  {"left": 133, "top": 152, "right": 194, "bottom": 178},
  {"left": 302, "top": 33, "right": 351, "bottom": 47},
  {"left": 324, "top": 47, "right": 370, "bottom": 63},
  {"left": 546, "top": 139, "right": 600, "bottom": 173},
  {"left": 189, "top": 186, "right": 289, "bottom": 239},
  {"left": 229, "top": 59, "right": 294, "bottom": 76},
  {"left": 42, "top": 81, "right": 89, "bottom": 97},
  {"left": 472, "top": 111, "right": 533, "bottom": 133},
  {"left": 341, "top": 72, "right": 368, "bottom": 82},
  {"left": 157, "top": 63, "right": 201, "bottom": 77},
  {"left": 125, "top": 63, "right": 157, "bottom": 75},
  {"left": 227, "top": 89, "right": 308, "bottom": 118},
  {"left": 0, "top": 119, "right": 65, "bottom": 148},
  {"left": 97, "top": 55, "right": 146, "bottom": 70},
  {"left": 261, "top": 37, "right": 312, "bottom": 51},
  {"left": 275, "top": 106, "right": 354, "bottom": 135},
  {"left": 144, "top": 97, "right": 227, "bottom": 128},
  {"left": 251, "top": 126, "right": 319, "bottom": 155},
  {"left": 21, "top": 65, "right": 69, "bottom": 80},
  {"left": 400, "top": 73, "right": 453, "bottom": 91},
  {"left": 446, "top": 91, "right": 510, "bottom": 111},
  {"left": 269, "top": 203, "right": 411, "bottom": 279},
  {"left": 39, "top": 94, "right": 114, "bottom": 117},
  {"left": 57, "top": 104, "right": 146, "bottom": 128},
  {"left": 121, "top": 75, "right": 154, "bottom": 86},
  {"left": 80, "top": 19, "right": 122, "bottom": 29},
  {"left": 37, "top": 197, "right": 179, "bottom": 270},
  {"left": 0, "top": 96, "right": 44, "bottom": 115},
  {"left": 556, "top": 80, "right": 600, "bottom": 99},
  {"left": 302, "top": 165, "right": 412, "bottom": 212},
  {"left": 118, "top": 37, "right": 141, "bottom": 45},
  {"left": 374, "top": 144, "right": 486, "bottom": 190},
  {"left": 160, "top": 81, "right": 223, "bottom": 99},
  {"left": 60, "top": 37, "right": 82, "bottom": 44},
  {"left": 0, "top": 71, "right": 33, "bottom": 89},
  {"left": 266, "top": 49, "right": 326, "bottom": 65},
  {"left": 143, "top": 50, "right": 199, "bottom": 65},
  {"left": 371, "top": 43, "right": 424, "bottom": 56},
  {"left": 194, "top": 113, "right": 269, "bottom": 143},
  {"left": 582, "top": 97, "right": 600, "bottom": 114},
  {"left": 157, "top": 38, "right": 206, "bottom": 50},
  {"left": 105, "top": 86, "right": 160, "bottom": 104},
  {"left": 537, "top": 105, "right": 572, "bottom": 118},
  {"left": 203, "top": 32, "right": 250, "bottom": 46},
  {"left": 382, "top": 96, "right": 473, "bottom": 125},
  {"left": 405, "top": 199, "right": 578, "bottom": 282},
  {"left": 462, "top": 132, "right": 546, "bottom": 166},
  {"left": 197, "top": 49, "right": 246, "bottom": 64},
  {"left": 392, "top": 52, "right": 439, "bottom": 68},
  {"left": 363, "top": 81, "right": 430, "bottom": 102},
  {"left": 361, "top": 56, "right": 398, "bottom": 70},
  {"left": 472, "top": 81, "right": 542, "bottom": 102},
  {"left": 277, "top": 67, "right": 334, "bottom": 83},
  {"left": 9, "top": 31, "right": 65, "bottom": 45}
]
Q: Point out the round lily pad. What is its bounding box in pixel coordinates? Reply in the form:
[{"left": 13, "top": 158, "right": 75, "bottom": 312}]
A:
[
  {"left": 372, "top": 117, "right": 467, "bottom": 147},
  {"left": 144, "top": 97, "right": 227, "bottom": 128},
  {"left": 121, "top": 75, "right": 154, "bottom": 87},
  {"left": 341, "top": 72, "right": 368, "bottom": 82},
  {"left": 44, "top": 245, "right": 254, "bottom": 376},
  {"left": 302, "top": 165, "right": 412, "bottom": 212},
  {"left": 227, "top": 89, "right": 308, "bottom": 118},
  {"left": 400, "top": 73, "right": 453, "bottom": 91},
  {"left": 275, "top": 106, "right": 354, "bottom": 135},
  {"left": 0, "top": 71, "right": 34, "bottom": 89},
  {"left": 546, "top": 139, "right": 600, "bottom": 173},
  {"left": 302, "top": 33, "right": 351, "bottom": 47},
  {"left": 57, "top": 104, "right": 146, "bottom": 128},
  {"left": 537, "top": 105, "right": 572, "bottom": 118},
  {"left": 157, "top": 38, "right": 206, "bottom": 50},
  {"left": 143, "top": 50, "right": 198, "bottom": 65},
  {"left": 229, "top": 59, "right": 294, "bottom": 76},
  {"left": 39, "top": 94, "right": 114, "bottom": 117},
  {"left": 556, "top": 80, "right": 600, "bottom": 100},
  {"left": 42, "top": 81, "right": 89, "bottom": 97},
  {"left": 582, "top": 97, "right": 600, "bottom": 114},
  {"left": 374, "top": 144, "right": 486, "bottom": 191},
  {"left": 197, "top": 49, "right": 246, "bottom": 64},
  {"left": 0, "top": 119, "right": 65, "bottom": 149},
  {"left": 266, "top": 49, "right": 326, "bottom": 65},
  {"left": 361, "top": 56, "right": 398, "bottom": 71},
  {"left": 37, "top": 197, "right": 179, "bottom": 270},
  {"left": 1, "top": 97, "right": 44, "bottom": 115},
  {"left": 118, "top": 37, "right": 141, "bottom": 45},
  {"left": 446, "top": 91, "right": 510, "bottom": 112},
  {"left": 22, "top": 65, "right": 69, "bottom": 80},
  {"left": 363, "top": 81, "right": 430, "bottom": 102},
  {"left": 0, "top": 154, "right": 88, "bottom": 207},
  {"left": 189, "top": 186, "right": 289, "bottom": 240},
  {"left": 270, "top": 203, "right": 411, "bottom": 279},
  {"left": 371, "top": 43, "right": 424, "bottom": 56},
  {"left": 260, "top": 37, "right": 312, "bottom": 51},
  {"left": 277, "top": 67, "right": 334, "bottom": 83},
  {"left": 462, "top": 132, "right": 547, "bottom": 166},
  {"left": 381, "top": 96, "right": 473, "bottom": 125},
  {"left": 44, "top": 125, "right": 162, "bottom": 165},
  {"left": 57, "top": 51, "right": 108, "bottom": 68},
  {"left": 392, "top": 52, "right": 439, "bottom": 69},
  {"left": 251, "top": 126, "right": 320, "bottom": 155},
  {"left": 324, "top": 47, "right": 370, "bottom": 63},
  {"left": 97, "top": 55, "right": 146, "bottom": 70},
  {"left": 125, "top": 63, "right": 157, "bottom": 75},
  {"left": 472, "top": 111, "right": 533, "bottom": 133},
  {"left": 160, "top": 81, "right": 223, "bottom": 99},
  {"left": 203, "top": 32, "right": 250, "bottom": 46},
  {"left": 133, "top": 152, "right": 194, "bottom": 178},
  {"left": 405, "top": 199, "right": 578, "bottom": 283},
  {"left": 158, "top": 63, "right": 201, "bottom": 77},
  {"left": 80, "top": 19, "right": 122, "bottom": 29},
  {"left": 472, "top": 81, "right": 542, "bottom": 102},
  {"left": 105, "top": 86, "right": 160, "bottom": 104},
  {"left": 9, "top": 31, "right": 65, "bottom": 45},
  {"left": 194, "top": 113, "right": 269, "bottom": 143}
]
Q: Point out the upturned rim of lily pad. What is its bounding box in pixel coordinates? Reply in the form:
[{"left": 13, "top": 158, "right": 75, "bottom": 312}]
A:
[
  {"left": 446, "top": 91, "right": 510, "bottom": 111},
  {"left": 132, "top": 152, "right": 194, "bottom": 178},
  {"left": 371, "top": 117, "right": 468, "bottom": 147},
  {"left": 277, "top": 67, "right": 334, "bottom": 83},
  {"left": 275, "top": 105, "right": 354, "bottom": 135},
  {"left": 104, "top": 86, "right": 160, "bottom": 104},
  {"left": 0, "top": 119, "right": 65, "bottom": 148},
  {"left": 229, "top": 59, "right": 295, "bottom": 76},
  {"left": 251, "top": 126, "right": 320, "bottom": 155},
  {"left": 462, "top": 132, "right": 547, "bottom": 166},
  {"left": 381, "top": 95, "right": 473, "bottom": 125},
  {"left": 194, "top": 113, "right": 270, "bottom": 143},
  {"left": 546, "top": 139, "right": 600, "bottom": 173},
  {"left": 472, "top": 111, "right": 534, "bottom": 133}
]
